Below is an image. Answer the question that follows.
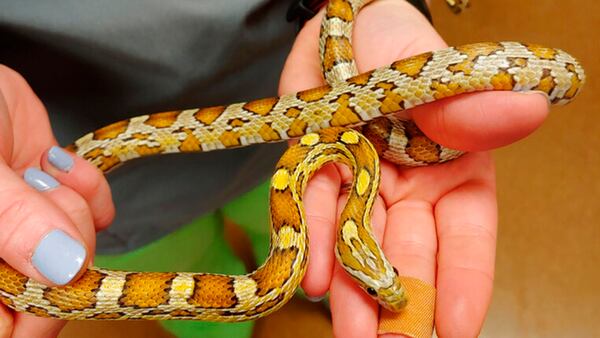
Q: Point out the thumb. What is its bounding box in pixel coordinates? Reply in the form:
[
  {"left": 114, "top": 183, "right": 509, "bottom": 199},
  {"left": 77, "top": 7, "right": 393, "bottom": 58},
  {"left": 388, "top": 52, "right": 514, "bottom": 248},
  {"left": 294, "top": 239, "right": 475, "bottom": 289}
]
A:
[
  {"left": 279, "top": 0, "right": 549, "bottom": 152},
  {"left": 0, "top": 162, "right": 90, "bottom": 287},
  {"left": 0, "top": 66, "right": 94, "bottom": 287},
  {"left": 350, "top": 0, "right": 549, "bottom": 152}
]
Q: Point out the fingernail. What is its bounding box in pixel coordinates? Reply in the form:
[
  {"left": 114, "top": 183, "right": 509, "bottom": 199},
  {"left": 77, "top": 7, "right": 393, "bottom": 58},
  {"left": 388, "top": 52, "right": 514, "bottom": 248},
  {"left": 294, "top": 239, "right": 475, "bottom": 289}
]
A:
[
  {"left": 48, "top": 146, "right": 74, "bottom": 172},
  {"left": 306, "top": 294, "right": 325, "bottom": 303},
  {"left": 32, "top": 229, "right": 87, "bottom": 285},
  {"left": 524, "top": 91, "right": 551, "bottom": 104},
  {"left": 24, "top": 168, "right": 59, "bottom": 192}
]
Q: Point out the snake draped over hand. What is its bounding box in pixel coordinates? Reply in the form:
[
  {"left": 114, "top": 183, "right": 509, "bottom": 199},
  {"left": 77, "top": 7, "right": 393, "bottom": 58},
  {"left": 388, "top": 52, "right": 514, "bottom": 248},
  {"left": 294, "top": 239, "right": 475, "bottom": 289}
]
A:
[{"left": 0, "top": 0, "right": 585, "bottom": 322}]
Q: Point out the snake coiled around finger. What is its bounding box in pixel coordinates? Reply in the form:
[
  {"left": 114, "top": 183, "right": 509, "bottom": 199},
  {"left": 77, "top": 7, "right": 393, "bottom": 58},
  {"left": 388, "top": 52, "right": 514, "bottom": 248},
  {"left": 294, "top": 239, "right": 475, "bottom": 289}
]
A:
[{"left": 0, "top": 0, "right": 585, "bottom": 322}]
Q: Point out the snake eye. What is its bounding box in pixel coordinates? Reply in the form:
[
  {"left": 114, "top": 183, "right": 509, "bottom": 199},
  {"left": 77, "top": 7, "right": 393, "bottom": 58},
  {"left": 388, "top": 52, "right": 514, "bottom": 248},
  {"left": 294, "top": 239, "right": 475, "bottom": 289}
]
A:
[
  {"left": 366, "top": 287, "right": 377, "bottom": 296},
  {"left": 393, "top": 267, "right": 399, "bottom": 276}
]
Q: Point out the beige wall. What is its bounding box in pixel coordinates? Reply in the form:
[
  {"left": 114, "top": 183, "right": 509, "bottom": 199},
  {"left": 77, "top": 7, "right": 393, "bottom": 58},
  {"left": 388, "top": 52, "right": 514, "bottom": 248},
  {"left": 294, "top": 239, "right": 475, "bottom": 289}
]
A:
[{"left": 429, "top": 0, "right": 599, "bottom": 336}]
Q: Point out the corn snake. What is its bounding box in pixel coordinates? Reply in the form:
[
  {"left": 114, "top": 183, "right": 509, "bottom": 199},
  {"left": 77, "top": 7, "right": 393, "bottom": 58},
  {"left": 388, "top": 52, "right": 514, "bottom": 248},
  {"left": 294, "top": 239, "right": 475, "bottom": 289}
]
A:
[{"left": 0, "top": 0, "right": 585, "bottom": 322}]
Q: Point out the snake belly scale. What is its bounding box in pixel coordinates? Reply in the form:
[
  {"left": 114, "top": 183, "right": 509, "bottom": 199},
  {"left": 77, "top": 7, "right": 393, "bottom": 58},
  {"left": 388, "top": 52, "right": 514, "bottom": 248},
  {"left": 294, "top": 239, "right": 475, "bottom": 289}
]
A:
[{"left": 0, "top": 0, "right": 585, "bottom": 321}]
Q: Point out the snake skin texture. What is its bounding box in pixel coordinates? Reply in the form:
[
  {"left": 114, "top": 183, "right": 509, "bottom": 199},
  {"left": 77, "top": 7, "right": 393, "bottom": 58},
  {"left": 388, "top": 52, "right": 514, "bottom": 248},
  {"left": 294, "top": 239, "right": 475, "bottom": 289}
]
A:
[
  {"left": 319, "top": 0, "right": 464, "bottom": 166},
  {"left": 0, "top": 0, "right": 585, "bottom": 322}
]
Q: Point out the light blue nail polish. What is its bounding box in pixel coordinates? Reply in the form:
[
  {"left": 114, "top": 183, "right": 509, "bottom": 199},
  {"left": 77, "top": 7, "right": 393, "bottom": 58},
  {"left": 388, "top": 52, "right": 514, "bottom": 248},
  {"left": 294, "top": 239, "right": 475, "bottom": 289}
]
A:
[
  {"left": 48, "top": 146, "right": 74, "bottom": 172},
  {"left": 24, "top": 168, "right": 59, "bottom": 192},
  {"left": 32, "top": 230, "right": 86, "bottom": 285}
]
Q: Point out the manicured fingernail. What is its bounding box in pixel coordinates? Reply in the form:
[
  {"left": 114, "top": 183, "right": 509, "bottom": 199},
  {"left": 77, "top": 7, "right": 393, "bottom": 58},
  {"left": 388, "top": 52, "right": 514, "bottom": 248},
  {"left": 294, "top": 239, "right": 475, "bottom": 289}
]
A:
[
  {"left": 32, "top": 230, "right": 86, "bottom": 285},
  {"left": 48, "top": 146, "right": 74, "bottom": 172},
  {"left": 24, "top": 168, "right": 59, "bottom": 192},
  {"left": 306, "top": 294, "right": 325, "bottom": 303}
]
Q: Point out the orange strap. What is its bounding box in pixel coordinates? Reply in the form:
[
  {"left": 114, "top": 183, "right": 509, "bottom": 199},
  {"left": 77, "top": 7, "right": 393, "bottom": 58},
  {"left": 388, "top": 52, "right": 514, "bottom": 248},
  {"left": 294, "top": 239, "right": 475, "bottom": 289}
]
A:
[{"left": 378, "top": 276, "right": 436, "bottom": 338}]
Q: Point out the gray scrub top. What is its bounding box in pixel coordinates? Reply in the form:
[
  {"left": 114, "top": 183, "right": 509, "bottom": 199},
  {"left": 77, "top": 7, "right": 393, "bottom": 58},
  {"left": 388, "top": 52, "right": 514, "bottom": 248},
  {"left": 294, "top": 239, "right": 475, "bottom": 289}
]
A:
[{"left": 0, "top": 0, "right": 296, "bottom": 253}]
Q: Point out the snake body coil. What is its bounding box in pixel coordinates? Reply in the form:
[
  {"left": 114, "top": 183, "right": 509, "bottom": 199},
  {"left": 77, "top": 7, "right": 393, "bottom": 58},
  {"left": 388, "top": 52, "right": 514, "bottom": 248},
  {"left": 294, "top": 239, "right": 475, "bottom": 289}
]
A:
[{"left": 0, "top": 0, "right": 585, "bottom": 322}]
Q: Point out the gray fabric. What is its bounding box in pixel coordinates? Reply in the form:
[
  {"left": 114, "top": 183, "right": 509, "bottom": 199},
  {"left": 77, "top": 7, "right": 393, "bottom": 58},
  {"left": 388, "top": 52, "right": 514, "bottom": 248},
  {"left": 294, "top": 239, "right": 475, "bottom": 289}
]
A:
[{"left": 0, "top": 0, "right": 296, "bottom": 253}]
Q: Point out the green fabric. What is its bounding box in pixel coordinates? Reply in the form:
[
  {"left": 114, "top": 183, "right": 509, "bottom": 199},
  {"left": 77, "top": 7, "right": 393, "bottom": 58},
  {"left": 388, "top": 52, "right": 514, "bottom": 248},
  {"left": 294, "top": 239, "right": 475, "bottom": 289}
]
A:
[
  {"left": 221, "top": 181, "right": 271, "bottom": 263},
  {"left": 95, "top": 181, "right": 272, "bottom": 338}
]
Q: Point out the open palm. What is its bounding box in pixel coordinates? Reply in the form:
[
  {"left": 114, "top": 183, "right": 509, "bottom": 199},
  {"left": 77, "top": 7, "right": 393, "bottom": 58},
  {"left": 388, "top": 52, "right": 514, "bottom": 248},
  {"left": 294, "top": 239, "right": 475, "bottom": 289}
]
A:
[{"left": 279, "top": 1, "right": 548, "bottom": 337}]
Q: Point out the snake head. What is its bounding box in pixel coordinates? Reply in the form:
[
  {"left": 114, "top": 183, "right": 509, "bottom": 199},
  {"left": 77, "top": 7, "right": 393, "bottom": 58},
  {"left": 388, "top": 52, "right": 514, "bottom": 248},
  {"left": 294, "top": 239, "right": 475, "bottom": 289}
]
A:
[
  {"left": 367, "top": 273, "right": 408, "bottom": 312},
  {"left": 351, "top": 261, "right": 408, "bottom": 312},
  {"left": 336, "top": 222, "right": 408, "bottom": 312}
]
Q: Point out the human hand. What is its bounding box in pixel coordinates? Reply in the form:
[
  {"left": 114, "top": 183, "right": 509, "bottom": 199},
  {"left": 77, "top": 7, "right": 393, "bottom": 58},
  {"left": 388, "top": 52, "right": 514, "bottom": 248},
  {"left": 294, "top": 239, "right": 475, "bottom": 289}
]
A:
[
  {"left": 279, "top": 1, "right": 548, "bottom": 337},
  {"left": 0, "top": 66, "right": 114, "bottom": 338}
]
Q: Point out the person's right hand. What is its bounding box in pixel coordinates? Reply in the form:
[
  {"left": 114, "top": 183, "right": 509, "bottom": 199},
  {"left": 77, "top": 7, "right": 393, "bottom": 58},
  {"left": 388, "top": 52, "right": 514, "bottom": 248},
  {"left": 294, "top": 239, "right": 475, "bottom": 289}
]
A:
[
  {"left": 279, "top": 1, "right": 548, "bottom": 337},
  {"left": 0, "top": 65, "right": 115, "bottom": 338}
]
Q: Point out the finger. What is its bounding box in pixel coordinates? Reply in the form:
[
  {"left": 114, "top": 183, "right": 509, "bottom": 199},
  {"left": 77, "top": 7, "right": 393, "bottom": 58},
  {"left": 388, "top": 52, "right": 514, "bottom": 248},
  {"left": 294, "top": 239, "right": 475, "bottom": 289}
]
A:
[
  {"left": 381, "top": 199, "right": 437, "bottom": 283},
  {"left": 434, "top": 156, "right": 497, "bottom": 337},
  {"left": 377, "top": 199, "right": 437, "bottom": 338},
  {"left": 0, "top": 304, "right": 13, "bottom": 338},
  {"left": 278, "top": 10, "right": 324, "bottom": 95},
  {"left": 0, "top": 164, "right": 90, "bottom": 286},
  {"left": 377, "top": 158, "right": 438, "bottom": 338},
  {"left": 40, "top": 180, "right": 97, "bottom": 255},
  {"left": 279, "top": 0, "right": 442, "bottom": 94},
  {"left": 11, "top": 313, "right": 65, "bottom": 338},
  {"left": 300, "top": 164, "right": 341, "bottom": 298},
  {"left": 301, "top": 159, "right": 385, "bottom": 298},
  {"left": 412, "top": 91, "right": 549, "bottom": 151},
  {"left": 352, "top": 0, "right": 446, "bottom": 71},
  {"left": 41, "top": 146, "right": 115, "bottom": 230},
  {"left": 330, "top": 195, "right": 388, "bottom": 338},
  {"left": 331, "top": 264, "right": 379, "bottom": 338},
  {"left": 0, "top": 66, "right": 54, "bottom": 167}
]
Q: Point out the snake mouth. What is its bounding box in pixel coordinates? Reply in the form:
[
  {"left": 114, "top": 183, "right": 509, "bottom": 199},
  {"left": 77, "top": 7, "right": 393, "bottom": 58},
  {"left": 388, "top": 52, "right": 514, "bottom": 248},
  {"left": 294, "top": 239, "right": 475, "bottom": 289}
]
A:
[
  {"left": 380, "top": 294, "right": 408, "bottom": 313},
  {"left": 376, "top": 280, "right": 408, "bottom": 313}
]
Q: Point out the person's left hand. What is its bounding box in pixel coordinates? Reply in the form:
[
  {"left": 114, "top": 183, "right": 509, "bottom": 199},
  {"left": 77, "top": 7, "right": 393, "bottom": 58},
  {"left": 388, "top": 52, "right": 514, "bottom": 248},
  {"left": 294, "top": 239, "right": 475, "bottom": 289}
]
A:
[{"left": 278, "top": 1, "right": 549, "bottom": 337}]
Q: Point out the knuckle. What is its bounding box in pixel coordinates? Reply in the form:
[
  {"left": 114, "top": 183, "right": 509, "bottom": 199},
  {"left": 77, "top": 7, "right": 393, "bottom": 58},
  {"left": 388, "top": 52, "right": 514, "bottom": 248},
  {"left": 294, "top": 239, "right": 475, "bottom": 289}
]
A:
[
  {"left": 82, "top": 174, "right": 114, "bottom": 228},
  {"left": 442, "top": 221, "right": 497, "bottom": 242},
  {"left": 81, "top": 168, "right": 105, "bottom": 197},
  {"left": 393, "top": 238, "right": 437, "bottom": 259},
  {"left": 65, "top": 194, "right": 92, "bottom": 224},
  {"left": 93, "top": 208, "right": 114, "bottom": 230},
  {"left": 305, "top": 213, "right": 334, "bottom": 227}
]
